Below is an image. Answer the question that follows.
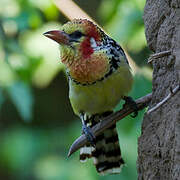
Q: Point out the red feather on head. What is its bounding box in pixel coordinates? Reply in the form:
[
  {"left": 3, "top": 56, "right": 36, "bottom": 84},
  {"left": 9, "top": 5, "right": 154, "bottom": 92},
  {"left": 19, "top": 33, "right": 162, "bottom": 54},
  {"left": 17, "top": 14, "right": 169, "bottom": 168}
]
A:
[{"left": 79, "top": 20, "right": 101, "bottom": 59}]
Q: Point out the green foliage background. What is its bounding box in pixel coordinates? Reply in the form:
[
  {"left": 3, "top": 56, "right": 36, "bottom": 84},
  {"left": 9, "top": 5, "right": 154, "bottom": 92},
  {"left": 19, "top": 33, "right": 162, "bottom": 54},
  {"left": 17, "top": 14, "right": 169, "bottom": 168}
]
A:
[{"left": 0, "top": 0, "right": 151, "bottom": 179}]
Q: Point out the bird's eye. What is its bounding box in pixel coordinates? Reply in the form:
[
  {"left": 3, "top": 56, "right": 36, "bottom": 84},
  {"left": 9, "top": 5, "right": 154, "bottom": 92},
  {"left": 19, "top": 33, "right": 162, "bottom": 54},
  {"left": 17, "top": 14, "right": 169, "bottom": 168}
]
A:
[{"left": 69, "top": 31, "right": 84, "bottom": 39}]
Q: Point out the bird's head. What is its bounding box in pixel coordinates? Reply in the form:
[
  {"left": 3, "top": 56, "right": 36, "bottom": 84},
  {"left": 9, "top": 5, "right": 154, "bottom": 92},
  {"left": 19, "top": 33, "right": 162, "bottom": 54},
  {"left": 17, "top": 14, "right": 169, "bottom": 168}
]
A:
[{"left": 44, "top": 19, "right": 110, "bottom": 84}]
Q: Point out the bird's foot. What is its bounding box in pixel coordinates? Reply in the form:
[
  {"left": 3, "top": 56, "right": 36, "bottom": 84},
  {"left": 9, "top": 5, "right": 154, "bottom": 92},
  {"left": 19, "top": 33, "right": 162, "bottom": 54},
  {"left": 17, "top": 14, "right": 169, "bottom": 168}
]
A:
[
  {"left": 80, "top": 114, "right": 96, "bottom": 147},
  {"left": 82, "top": 124, "right": 96, "bottom": 147},
  {"left": 123, "top": 96, "right": 138, "bottom": 118}
]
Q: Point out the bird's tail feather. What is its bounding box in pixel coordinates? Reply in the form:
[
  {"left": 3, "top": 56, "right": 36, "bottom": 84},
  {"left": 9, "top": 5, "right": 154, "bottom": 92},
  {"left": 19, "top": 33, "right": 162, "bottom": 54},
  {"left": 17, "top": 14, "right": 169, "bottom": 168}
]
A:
[{"left": 79, "top": 113, "right": 124, "bottom": 175}]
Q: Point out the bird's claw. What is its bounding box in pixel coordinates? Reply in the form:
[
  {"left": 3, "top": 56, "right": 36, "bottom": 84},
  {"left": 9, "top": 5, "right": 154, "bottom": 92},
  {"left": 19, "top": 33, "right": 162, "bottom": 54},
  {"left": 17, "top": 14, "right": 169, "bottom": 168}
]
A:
[
  {"left": 82, "top": 124, "right": 96, "bottom": 147},
  {"left": 123, "top": 96, "right": 138, "bottom": 118}
]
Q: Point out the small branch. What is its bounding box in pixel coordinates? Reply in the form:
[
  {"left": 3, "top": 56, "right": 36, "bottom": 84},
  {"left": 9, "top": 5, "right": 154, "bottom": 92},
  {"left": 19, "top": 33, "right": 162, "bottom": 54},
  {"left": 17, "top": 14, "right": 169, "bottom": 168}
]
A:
[
  {"left": 147, "top": 85, "right": 180, "bottom": 114},
  {"left": 148, "top": 50, "right": 171, "bottom": 63},
  {"left": 54, "top": 0, "right": 94, "bottom": 22},
  {"left": 68, "top": 93, "right": 152, "bottom": 157}
]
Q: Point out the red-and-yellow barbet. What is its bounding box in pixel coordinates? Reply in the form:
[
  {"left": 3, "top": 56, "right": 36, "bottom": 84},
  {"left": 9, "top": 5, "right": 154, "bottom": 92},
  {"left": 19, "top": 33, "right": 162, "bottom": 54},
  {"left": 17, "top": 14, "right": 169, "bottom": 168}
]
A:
[{"left": 44, "top": 19, "right": 137, "bottom": 175}]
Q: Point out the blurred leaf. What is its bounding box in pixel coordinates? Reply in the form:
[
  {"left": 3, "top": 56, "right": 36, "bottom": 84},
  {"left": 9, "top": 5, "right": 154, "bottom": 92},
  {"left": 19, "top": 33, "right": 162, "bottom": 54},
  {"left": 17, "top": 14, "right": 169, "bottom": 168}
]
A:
[
  {"left": 34, "top": 156, "right": 97, "bottom": 180},
  {"left": 19, "top": 22, "right": 64, "bottom": 88},
  {"left": 29, "top": 0, "right": 54, "bottom": 12},
  {"left": 7, "top": 82, "right": 34, "bottom": 121},
  {"left": 0, "top": 0, "right": 20, "bottom": 18},
  {"left": 98, "top": 0, "right": 122, "bottom": 24},
  {"left": 44, "top": 4, "right": 59, "bottom": 20},
  {"left": 15, "top": 56, "right": 43, "bottom": 82},
  {"left": 127, "top": 27, "right": 146, "bottom": 52},
  {"left": 28, "top": 10, "right": 43, "bottom": 29},
  {"left": 0, "top": 127, "right": 46, "bottom": 177},
  {"left": 0, "top": 88, "right": 5, "bottom": 109},
  {"left": 13, "top": 11, "right": 30, "bottom": 31},
  {"left": 6, "top": 38, "right": 22, "bottom": 54},
  {"left": 107, "top": 9, "right": 143, "bottom": 41},
  {"left": 0, "top": 60, "right": 16, "bottom": 86},
  {"left": 130, "top": 74, "right": 152, "bottom": 98},
  {"left": 104, "top": 1, "right": 146, "bottom": 53}
]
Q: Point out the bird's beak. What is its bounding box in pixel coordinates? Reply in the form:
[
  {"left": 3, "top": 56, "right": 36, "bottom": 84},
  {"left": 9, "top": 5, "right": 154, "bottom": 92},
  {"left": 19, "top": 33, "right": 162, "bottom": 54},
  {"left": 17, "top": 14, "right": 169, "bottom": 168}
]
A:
[{"left": 43, "top": 30, "right": 70, "bottom": 45}]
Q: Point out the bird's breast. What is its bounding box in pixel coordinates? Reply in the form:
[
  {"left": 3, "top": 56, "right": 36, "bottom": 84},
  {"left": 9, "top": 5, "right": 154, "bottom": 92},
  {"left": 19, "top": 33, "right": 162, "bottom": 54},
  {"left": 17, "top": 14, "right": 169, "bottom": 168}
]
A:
[
  {"left": 69, "top": 63, "right": 133, "bottom": 116},
  {"left": 69, "top": 53, "right": 110, "bottom": 84}
]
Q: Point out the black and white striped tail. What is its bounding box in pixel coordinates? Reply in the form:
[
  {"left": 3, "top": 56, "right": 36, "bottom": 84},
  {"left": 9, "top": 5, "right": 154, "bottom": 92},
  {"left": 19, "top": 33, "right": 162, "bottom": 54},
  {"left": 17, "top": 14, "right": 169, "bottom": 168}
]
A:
[{"left": 79, "top": 113, "right": 124, "bottom": 175}]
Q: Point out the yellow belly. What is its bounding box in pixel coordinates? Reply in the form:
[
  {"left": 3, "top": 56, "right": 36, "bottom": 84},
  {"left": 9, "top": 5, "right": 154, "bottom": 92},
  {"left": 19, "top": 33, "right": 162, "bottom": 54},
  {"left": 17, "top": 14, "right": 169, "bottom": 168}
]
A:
[{"left": 69, "top": 64, "right": 133, "bottom": 116}]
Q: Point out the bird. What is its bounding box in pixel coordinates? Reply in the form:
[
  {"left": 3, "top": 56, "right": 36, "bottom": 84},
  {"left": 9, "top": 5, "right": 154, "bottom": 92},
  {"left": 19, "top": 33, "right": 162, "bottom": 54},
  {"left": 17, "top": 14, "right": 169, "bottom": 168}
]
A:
[{"left": 44, "top": 19, "right": 135, "bottom": 175}]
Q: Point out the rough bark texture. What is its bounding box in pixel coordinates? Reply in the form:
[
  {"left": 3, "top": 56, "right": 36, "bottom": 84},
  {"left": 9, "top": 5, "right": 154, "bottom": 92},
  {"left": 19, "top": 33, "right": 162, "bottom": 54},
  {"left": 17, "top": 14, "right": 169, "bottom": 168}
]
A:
[{"left": 138, "top": 0, "right": 180, "bottom": 180}]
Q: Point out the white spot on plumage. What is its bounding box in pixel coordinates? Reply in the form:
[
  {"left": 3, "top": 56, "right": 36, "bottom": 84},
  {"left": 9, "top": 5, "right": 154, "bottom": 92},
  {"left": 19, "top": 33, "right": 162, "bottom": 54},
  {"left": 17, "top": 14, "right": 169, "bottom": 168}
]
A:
[
  {"left": 80, "top": 146, "right": 94, "bottom": 154},
  {"left": 80, "top": 146, "right": 95, "bottom": 162},
  {"left": 90, "top": 37, "right": 98, "bottom": 49},
  {"left": 100, "top": 167, "right": 123, "bottom": 175}
]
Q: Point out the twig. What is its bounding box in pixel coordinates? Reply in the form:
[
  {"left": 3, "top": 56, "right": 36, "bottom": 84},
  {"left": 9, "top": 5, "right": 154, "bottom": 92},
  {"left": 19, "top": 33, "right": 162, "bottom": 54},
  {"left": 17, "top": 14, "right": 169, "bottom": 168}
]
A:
[
  {"left": 148, "top": 50, "right": 171, "bottom": 63},
  {"left": 68, "top": 93, "right": 152, "bottom": 157},
  {"left": 54, "top": 0, "right": 94, "bottom": 22},
  {"left": 147, "top": 85, "right": 180, "bottom": 114}
]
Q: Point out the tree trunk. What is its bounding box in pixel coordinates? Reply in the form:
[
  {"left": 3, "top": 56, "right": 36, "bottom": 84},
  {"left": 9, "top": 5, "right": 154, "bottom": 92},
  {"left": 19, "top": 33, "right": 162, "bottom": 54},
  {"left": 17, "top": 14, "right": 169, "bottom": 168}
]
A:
[{"left": 138, "top": 0, "right": 180, "bottom": 179}]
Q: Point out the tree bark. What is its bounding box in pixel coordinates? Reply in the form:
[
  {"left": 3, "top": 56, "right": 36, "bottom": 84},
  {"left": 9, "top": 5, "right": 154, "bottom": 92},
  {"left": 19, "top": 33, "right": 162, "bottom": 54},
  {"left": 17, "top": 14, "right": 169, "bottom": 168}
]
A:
[{"left": 138, "top": 0, "right": 180, "bottom": 180}]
